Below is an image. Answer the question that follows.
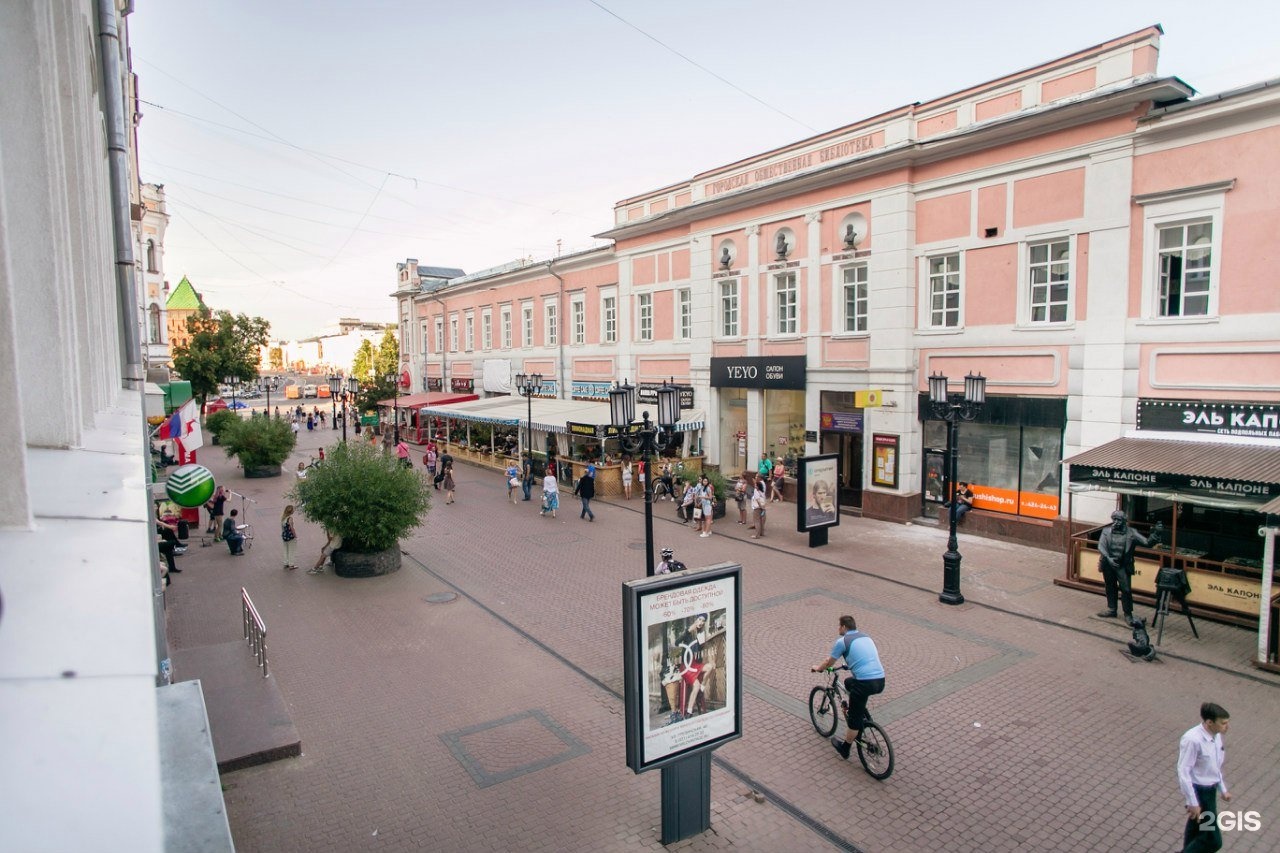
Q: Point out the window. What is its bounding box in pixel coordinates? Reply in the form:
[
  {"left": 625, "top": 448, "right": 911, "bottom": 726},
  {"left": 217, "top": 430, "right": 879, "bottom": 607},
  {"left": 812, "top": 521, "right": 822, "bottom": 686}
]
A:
[
  {"left": 482, "top": 310, "right": 492, "bottom": 350},
  {"left": 146, "top": 240, "right": 157, "bottom": 273},
  {"left": 545, "top": 302, "right": 558, "bottom": 346},
  {"left": 571, "top": 298, "right": 585, "bottom": 345},
  {"left": 1027, "top": 239, "right": 1070, "bottom": 324},
  {"left": 637, "top": 293, "right": 653, "bottom": 341},
  {"left": 1157, "top": 222, "right": 1212, "bottom": 317},
  {"left": 774, "top": 273, "right": 797, "bottom": 335},
  {"left": 449, "top": 316, "right": 458, "bottom": 352},
  {"left": 719, "top": 280, "right": 738, "bottom": 337},
  {"left": 148, "top": 303, "right": 162, "bottom": 343},
  {"left": 841, "top": 264, "right": 868, "bottom": 333},
  {"left": 435, "top": 318, "right": 444, "bottom": 353},
  {"left": 522, "top": 304, "right": 533, "bottom": 347},
  {"left": 421, "top": 321, "right": 429, "bottom": 356},
  {"left": 927, "top": 253, "right": 961, "bottom": 328},
  {"left": 501, "top": 307, "right": 512, "bottom": 349},
  {"left": 677, "top": 288, "right": 692, "bottom": 340},
  {"left": 465, "top": 313, "right": 474, "bottom": 351},
  {"left": 602, "top": 296, "right": 617, "bottom": 343}
]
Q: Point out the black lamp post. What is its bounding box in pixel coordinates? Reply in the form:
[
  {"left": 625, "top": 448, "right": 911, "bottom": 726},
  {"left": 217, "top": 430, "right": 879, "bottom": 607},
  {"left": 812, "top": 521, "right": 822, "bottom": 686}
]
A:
[
  {"left": 260, "top": 376, "right": 280, "bottom": 416},
  {"left": 329, "top": 373, "right": 342, "bottom": 430},
  {"left": 343, "top": 377, "right": 360, "bottom": 442},
  {"left": 223, "top": 374, "right": 241, "bottom": 412},
  {"left": 928, "top": 371, "right": 987, "bottom": 605},
  {"left": 609, "top": 378, "right": 681, "bottom": 577},
  {"left": 515, "top": 372, "right": 543, "bottom": 475},
  {"left": 383, "top": 373, "right": 402, "bottom": 444}
]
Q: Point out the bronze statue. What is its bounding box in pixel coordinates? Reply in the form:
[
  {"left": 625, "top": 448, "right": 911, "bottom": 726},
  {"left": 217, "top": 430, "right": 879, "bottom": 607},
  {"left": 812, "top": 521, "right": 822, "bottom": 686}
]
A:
[{"left": 1096, "top": 510, "right": 1161, "bottom": 620}]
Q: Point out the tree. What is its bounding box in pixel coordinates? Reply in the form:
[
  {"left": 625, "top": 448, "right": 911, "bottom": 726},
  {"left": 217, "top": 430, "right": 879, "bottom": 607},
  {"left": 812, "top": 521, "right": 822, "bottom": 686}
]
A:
[
  {"left": 373, "top": 327, "right": 399, "bottom": 379},
  {"left": 268, "top": 346, "right": 283, "bottom": 371},
  {"left": 171, "top": 307, "right": 271, "bottom": 405},
  {"left": 351, "top": 339, "right": 375, "bottom": 385}
]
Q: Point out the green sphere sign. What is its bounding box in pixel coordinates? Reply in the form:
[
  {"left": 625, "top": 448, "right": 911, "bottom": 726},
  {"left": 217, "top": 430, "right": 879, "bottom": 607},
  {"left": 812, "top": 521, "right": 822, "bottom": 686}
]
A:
[{"left": 166, "top": 464, "right": 216, "bottom": 508}]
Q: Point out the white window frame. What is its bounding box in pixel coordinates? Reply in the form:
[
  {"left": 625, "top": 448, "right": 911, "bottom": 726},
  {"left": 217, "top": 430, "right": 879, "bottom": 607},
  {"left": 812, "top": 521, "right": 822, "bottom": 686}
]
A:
[
  {"left": 544, "top": 300, "right": 558, "bottom": 347},
  {"left": 501, "top": 306, "right": 512, "bottom": 349},
  {"left": 637, "top": 292, "right": 653, "bottom": 342},
  {"left": 773, "top": 273, "right": 798, "bottom": 336},
  {"left": 1017, "top": 235, "right": 1074, "bottom": 327},
  {"left": 571, "top": 296, "right": 585, "bottom": 345},
  {"left": 420, "top": 321, "right": 429, "bottom": 356},
  {"left": 718, "top": 280, "right": 739, "bottom": 338},
  {"left": 449, "top": 315, "right": 459, "bottom": 352},
  {"left": 521, "top": 303, "right": 534, "bottom": 348},
  {"left": 602, "top": 294, "right": 618, "bottom": 343},
  {"left": 434, "top": 317, "right": 444, "bottom": 353},
  {"left": 838, "top": 263, "right": 869, "bottom": 335},
  {"left": 677, "top": 287, "right": 692, "bottom": 340},
  {"left": 1138, "top": 186, "right": 1227, "bottom": 323},
  {"left": 920, "top": 251, "right": 963, "bottom": 331},
  {"left": 481, "top": 309, "right": 492, "bottom": 351},
  {"left": 465, "top": 311, "right": 475, "bottom": 352}
]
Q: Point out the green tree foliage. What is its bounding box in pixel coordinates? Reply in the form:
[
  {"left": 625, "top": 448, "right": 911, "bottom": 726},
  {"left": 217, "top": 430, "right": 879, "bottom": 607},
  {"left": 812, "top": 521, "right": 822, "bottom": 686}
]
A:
[
  {"left": 373, "top": 327, "right": 400, "bottom": 378},
  {"left": 268, "top": 346, "right": 284, "bottom": 370},
  {"left": 220, "top": 415, "right": 296, "bottom": 470},
  {"left": 292, "top": 441, "right": 431, "bottom": 552},
  {"left": 171, "top": 307, "right": 271, "bottom": 404},
  {"left": 203, "top": 408, "right": 240, "bottom": 442},
  {"left": 351, "top": 339, "right": 376, "bottom": 384}
]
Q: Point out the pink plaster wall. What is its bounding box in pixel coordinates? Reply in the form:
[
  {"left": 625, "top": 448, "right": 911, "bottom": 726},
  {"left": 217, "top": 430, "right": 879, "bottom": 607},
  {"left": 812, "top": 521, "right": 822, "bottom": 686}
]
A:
[
  {"left": 637, "top": 358, "right": 690, "bottom": 383},
  {"left": 616, "top": 223, "right": 688, "bottom": 252},
  {"left": 921, "top": 348, "right": 1067, "bottom": 393},
  {"left": 964, "top": 244, "right": 1018, "bottom": 326},
  {"left": 627, "top": 206, "right": 643, "bottom": 221},
  {"left": 650, "top": 198, "right": 669, "bottom": 214},
  {"left": 822, "top": 337, "right": 870, "bottom": 365},
  {"left": 653, "top": 289, "right": 674, "bottom": 340},
  {"left": 762, "top": 341, "right": 806, "bottom": 357},
  {"left": 820, "top": 203, "right": 873, "bottom": 253},
  {"left": 713, "top": 342, "right": 748, "bottom": 357},
  {"left": 656, "top": 253, "right": 670, "bottom": 284},
  {"left": 633, "top": 255, "right": 656, "bottom": 286},
  {"left": 572, "top": 358, "right": 615, "bottom": 379},
  {"left": 1074, "top": 233, "right": 1089, "bottom": 322},
  {"left": 1140, "top": 344, "right": 1280, "bottom": 398},
  {"left": 975, "top": 91, "right": 1023, "bottom": 123},
  {"left": 1041, "top": 67, "right": 1097, "bottom": 102},
  {"left": 1132, "top": 45, "right": 1158, "bottom": 76},
  {"left": 692, "top": 168, "right": 910, "bottom": 234},
  {"left": 674, "top": 191, "right": 692, "bottom": 207},
  {"left": 917, "top": 192, "right": 971, "bottom": 244},
  {"left": 917, "top": 110, "right": 958, "bottom": 139},
  {"left": 977, "top": 184, "right": 1007, "bottom": 235},
  {"left": 1012, "top": 168, "right": 1085, "bottom": 228},
  {"left": 671, "top": 248, "right": 690, "bottom": 280}
]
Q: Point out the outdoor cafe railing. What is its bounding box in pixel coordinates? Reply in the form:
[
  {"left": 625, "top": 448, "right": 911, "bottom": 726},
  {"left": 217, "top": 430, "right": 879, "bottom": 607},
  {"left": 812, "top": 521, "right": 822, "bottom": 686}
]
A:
[{"left": 241, "top": 587, "right": 269, "bottom": 678}]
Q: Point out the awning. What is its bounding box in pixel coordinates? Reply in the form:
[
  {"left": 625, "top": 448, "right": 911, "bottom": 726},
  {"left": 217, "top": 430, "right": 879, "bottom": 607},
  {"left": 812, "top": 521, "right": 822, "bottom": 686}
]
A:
[
  {"left": 419, "top": 396, "right": 706, "bottom": 436},
  {"left": 419, "top": 397, "right": 523, "bottom": 426},
  {"left": 377, "top": 391, "right": 478, "bottom": 409}
]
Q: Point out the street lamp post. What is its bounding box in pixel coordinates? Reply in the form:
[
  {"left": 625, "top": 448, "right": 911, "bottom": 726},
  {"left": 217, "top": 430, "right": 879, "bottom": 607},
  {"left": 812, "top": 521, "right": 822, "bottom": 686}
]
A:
[
  {"left": 329, "top": 373, "right": 342, "bottom": 430},
  {"left": 342, "top": 377, "right": 360, "bottom": 443},
  {"left": 609, "top": 378, "right": 681, "bottom": 577},
  {"left": 928, "top": 372, "right": 987, "bottom": 605},
  {"left": 223, "top": 374, "right": 241, "bottom": 412},
  {"left": 260, "top": 376, "right": 280, "bottom": 416},
  {"left": 515, "top": 372, "right": 543, "bottom": 491},
  {"left": 383, "top": 373, "right": 403, "bottom": 444}
]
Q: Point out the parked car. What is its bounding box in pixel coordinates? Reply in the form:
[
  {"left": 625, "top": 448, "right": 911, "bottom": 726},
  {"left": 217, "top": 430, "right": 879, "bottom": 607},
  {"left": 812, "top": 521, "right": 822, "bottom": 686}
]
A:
[{"left": 302, "top": 384, "right": 318, "bottom": 398}]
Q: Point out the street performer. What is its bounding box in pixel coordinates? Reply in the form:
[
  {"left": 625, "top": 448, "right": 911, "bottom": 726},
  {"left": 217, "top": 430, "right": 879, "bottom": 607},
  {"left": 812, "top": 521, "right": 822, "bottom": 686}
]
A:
[{"left": 1096, "top": 510, "right": 1161, "bottom": 622}]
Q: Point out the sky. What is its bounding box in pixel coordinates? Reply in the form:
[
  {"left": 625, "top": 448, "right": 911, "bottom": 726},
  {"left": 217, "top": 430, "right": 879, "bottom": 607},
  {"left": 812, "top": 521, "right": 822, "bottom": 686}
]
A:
[{"left": 130, "top": 0, "right": 1280, "bottom": 341}]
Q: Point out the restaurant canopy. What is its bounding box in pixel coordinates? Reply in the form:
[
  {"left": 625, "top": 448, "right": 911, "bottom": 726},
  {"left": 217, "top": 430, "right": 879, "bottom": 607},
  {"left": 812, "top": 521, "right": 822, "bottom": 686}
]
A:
[
  {"left": 419, "top": 396, "right": 705, "bottom": 435},
  {"left": 377, "top": 391, "right": 478, "bottom": 410}
]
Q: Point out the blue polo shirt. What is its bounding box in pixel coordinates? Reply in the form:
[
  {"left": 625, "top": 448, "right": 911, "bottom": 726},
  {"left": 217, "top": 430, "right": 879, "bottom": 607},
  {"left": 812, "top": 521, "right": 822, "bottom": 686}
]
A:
[{"left": 831, "top": 630, "right": 884, "bottom": 680}]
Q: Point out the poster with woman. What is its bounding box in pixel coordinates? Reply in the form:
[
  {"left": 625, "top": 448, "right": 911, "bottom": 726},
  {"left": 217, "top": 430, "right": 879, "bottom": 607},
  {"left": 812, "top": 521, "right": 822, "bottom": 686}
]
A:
[{"left": 797, "top": 453, "right": 840, "bottom": 531}]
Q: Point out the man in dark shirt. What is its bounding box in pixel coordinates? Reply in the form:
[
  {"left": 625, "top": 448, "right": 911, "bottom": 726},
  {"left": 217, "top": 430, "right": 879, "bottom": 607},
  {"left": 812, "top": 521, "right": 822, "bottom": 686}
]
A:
[
  {"left": 222, "top": 509, "right": 246, "bottom": 556},
  {"left": 521, "top": 453, "right": 534, "bottom": 501},
  {"left": 1096, "top": 510, "right": 1160, "bottom": 620}
]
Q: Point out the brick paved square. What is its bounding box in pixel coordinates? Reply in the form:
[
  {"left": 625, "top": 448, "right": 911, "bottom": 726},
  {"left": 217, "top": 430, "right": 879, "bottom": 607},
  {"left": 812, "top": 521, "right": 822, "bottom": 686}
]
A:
[{"left": 440, "top": 709, "right": 590, "bottom": 789}]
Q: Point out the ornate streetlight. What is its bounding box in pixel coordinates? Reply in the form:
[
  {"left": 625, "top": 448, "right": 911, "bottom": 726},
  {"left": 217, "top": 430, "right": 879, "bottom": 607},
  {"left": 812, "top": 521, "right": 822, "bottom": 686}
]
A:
[
  {"left": 383, "top": 372, "right": 402, "bottom": 444},
  {"left": 515, "top": 371, "right": 543, "bottom": 481},
  {"left": 343, "top": 376, "right": 360, "bottom": 442},
  {"left": 928, "top": 371, "right": 987, "bottom": 605},
  {"left": 223, "top": 374, "right": 241, "bottom": 412},
  {"left": 328, "top": 373, "right": 342, "bottom": 430},
  {"left": 609, "top": 378, "right": 681, "bottom": 577},
  {"left": 260, "top": 375, "right": 281, "bottom": 416}
]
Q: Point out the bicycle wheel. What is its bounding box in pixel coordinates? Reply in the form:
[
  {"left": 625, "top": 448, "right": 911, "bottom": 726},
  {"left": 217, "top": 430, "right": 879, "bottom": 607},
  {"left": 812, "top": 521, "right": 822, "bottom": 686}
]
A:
[
  {"left": 856, "top": 721, "right": 894, "bottom": 780},
  {"left": 808, "top": 686, "right": 838, "bottom": 737}
]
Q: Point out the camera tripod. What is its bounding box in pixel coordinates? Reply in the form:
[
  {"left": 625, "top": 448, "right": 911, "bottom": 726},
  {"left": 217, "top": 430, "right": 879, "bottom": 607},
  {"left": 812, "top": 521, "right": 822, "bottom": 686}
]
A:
[{"left": 1152, "top": 567, "right": 1199, "bottom": 645}]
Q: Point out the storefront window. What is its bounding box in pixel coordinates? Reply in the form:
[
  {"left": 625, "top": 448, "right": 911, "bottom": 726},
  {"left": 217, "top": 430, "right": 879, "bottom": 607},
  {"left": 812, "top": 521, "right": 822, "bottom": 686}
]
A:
[
  {"left": 718, "top": 388, "right": 748, "bottom": 474},
  {"left": 764, "top": 389, "right": 805, "bottom": 469}
]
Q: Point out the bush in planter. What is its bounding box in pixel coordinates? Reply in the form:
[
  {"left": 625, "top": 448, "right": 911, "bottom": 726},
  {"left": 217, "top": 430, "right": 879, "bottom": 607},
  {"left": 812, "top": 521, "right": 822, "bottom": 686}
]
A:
[
  {"left": 204, "top": 409, "right": 240, "bottom": 445},
  {"left": 291, "top": 442, "right": 431, "bottom": 572},
  {"left": 220, "top": 415, "right": 295, "bottom": 475}
]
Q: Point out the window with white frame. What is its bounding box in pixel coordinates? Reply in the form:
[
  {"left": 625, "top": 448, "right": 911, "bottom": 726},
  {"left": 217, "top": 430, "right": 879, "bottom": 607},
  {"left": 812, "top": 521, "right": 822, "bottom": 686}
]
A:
[
  {"left": 719, "top": 280, "right": 738, "bottom": 337},
  {"left": 421, "top": 321, "right": 429, "bottom": 356},
  {"left": 637, "top": 293, "right": 653, "bottom": 341},
  {"left": 465, "top": 312, "right": 474, "bottom": 351},
  {"left": 927, "top": 253, "right": 961, "bottom": 328},
  {"left": 522, "top": 304, "right": 533, "bottom": 347},
  {"left": 482, "top": 309, "right": 492, "bottom": 350},
  {"left": 449, "top": 316, "right": 459, "bottom": 351},
  {"left": 435, "top": 317, "right": 444, "bottom": 353},
  {"left": 774, "top": 273, "right": 797, "bottom": 335},
  {"left": 1157, "top": 221, "right": 1213, "bottom": 317},
  {"left": 841, "top": 264, "right": 868, "bottom": 333},
  {"left": 602, "top": 295, "right": 617, "bottom": 343},
  {"left": 545, "top": 302, "right": 558, "bottom": 346},
  {"left": 571, "top": 297, "right": 585, "bottom": 345},
  {"left": 1028, "top": 239, "right": 1070, "bottom": 324},
  {"left": 501, "top": 307, "right": 512, "bottom": 348},
  {"left": 677, "top": 288, "right": 692, "bottom": 340}
]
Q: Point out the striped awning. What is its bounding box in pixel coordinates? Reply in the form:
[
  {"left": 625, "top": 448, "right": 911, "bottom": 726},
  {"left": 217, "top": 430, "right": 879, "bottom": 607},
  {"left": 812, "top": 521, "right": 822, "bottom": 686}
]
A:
[{"left": 1064, "top": 437, "right": 1280, "bottom": 484}]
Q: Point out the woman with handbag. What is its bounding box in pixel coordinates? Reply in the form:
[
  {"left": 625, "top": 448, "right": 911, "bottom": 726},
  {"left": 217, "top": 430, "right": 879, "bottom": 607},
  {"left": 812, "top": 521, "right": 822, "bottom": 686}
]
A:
[
  {"left": 281, "top": 504, "right": 298, "bottom": 570},
  {"left": 750, "top": 480, "right": 768, "bottom": 539},
  {"left": 505, "top": 461, "right": 521, "bottom": 504}
]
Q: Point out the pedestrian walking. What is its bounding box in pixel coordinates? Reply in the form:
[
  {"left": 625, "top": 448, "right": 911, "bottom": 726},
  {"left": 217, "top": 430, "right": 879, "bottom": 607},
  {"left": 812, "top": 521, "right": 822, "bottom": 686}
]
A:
[
  {"left": 540, "top": 468, "right": 559, "bottom": 518},
  {"left": 442, "top": 463, "right": 456, "bottom": 504},
  {"left": 1178, "top": 702, "right": 1233, "bottom": 853},
  {"left": 426, "top": 447, "right": 438, "bottom": 481},
  {"left": 750, "top": 479, "right": 768, "bottom": 538},
  {"left": 281, "top": 504, "right": 298, "bottom": 569},
  {"left": 770, "top": 459, "right": 786, "bottom": 502},
  {"left": 733, "top": 477, "right": 748, "bottom": 525},
  {"left": 291, "top": 420, "right": 300, "bottom": 437},
  {"left": 621, "top": 459, "right": 633, "bottom": 499},
  {"left": 574, "top": 465, "right": 596, "bottom": 521},
  {"left": 506, "top": 461, "right": 521, "bottom": 504},
  {"left": 395, "top": 439, "right": 412, "bottom": 468},
  {"left": 696, "top": 475, "right": 714, "bottom": 537},
  {"left": 521, "top": 453, "right": 534, "bottom": 501}
]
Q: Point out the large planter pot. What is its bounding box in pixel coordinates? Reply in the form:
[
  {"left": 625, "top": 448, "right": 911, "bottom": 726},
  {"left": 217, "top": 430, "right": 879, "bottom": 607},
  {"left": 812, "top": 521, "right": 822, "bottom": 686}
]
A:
[
  {"left": 332, "top": 546, "right": 401, "bottom": 578},
  {"left": 712, "top": 499, "right": 727, "bottom": 520},
  {"left": 244, "top": 463, "right": 282, "bottom": 478}
]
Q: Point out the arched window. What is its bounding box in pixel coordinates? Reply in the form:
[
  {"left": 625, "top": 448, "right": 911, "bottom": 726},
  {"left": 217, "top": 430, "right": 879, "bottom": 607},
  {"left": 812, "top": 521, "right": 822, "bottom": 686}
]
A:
[
  {"left": 146, "top": 240, "right": 157, "bottom": 272},
  {"left": 148, "top": 304, "right": 162, "bottom": 344}
]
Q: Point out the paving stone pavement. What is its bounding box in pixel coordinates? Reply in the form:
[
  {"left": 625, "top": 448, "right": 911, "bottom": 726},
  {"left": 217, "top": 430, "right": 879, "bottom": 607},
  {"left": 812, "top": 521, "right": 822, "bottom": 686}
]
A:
[{"left": 167, "top": 431, "right": 1280, "bottom": 852}]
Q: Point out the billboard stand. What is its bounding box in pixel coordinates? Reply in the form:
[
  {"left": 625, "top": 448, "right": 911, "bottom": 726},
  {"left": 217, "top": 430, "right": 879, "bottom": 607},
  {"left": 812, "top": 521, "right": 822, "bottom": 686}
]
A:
[
  {"left": 796, "top": 453, "right": 840, "bottom": 547},
  {"left": 660, "top": 752, "right": 711, "bottom": 843},
  {"left": 808, "top": 526, "right": 829, "bottom": 548}
]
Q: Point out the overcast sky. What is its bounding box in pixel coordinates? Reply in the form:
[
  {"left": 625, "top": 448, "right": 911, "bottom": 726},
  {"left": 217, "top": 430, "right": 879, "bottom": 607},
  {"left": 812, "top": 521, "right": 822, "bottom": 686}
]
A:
[{"left": 130, "top": 0, "right": 1280, "bottom": 341}]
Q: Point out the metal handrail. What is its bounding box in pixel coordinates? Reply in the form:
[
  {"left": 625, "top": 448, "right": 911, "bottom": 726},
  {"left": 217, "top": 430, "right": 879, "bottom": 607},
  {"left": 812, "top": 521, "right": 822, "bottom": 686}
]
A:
[{"left": 241, "top": 587, "right": 269, "bottom": 678}]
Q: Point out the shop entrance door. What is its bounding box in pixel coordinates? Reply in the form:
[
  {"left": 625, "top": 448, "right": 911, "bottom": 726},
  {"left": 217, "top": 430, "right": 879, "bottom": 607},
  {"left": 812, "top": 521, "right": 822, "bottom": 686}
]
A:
[{"left": 821, "top": 432, "right": 863, "bottom": 508}]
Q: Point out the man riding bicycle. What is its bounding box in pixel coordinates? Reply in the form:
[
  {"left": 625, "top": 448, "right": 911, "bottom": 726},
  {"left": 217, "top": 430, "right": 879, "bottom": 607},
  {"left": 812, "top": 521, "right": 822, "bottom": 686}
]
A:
[{"left": 811, "top": 614, "right": 885, "bottom": 760}]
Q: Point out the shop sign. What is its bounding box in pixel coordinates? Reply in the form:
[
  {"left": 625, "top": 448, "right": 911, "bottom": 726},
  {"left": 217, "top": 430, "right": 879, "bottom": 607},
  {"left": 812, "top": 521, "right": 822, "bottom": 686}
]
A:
[
  {"left": 567, "top": 421, "right": 600, "bottom": 438},
  {"left": 603, "top": 422, "right": 643, "bottom": 438},
  {"left": 637, "top": 383, "right": 696, "bottom": 410},
  {"left": 427, "top": 378, "right": 443, "bottom": 391},
  {"left": 709, "top": 356, "right": 805, "bottom": 390},
  {"left": 820, "top": 411, "right": 863, "bottom": 433},
  {"left": 571, "top": 381, "right": 612, "bottom": 401},
  {"left": 1137, "top": 399, "right": 1280, "bottom": 439},
  {"left": 532, "top": 379, "right": 558, "bottom": 399},
  {"left": 871, "top": 433, "right": 898, "bottom": 488},
  {"left": 450, "top": 378, "right": 474, "bottom": 393},
  {"left": 1069, "top": 466, "right": 1277, "bottom": 501}
]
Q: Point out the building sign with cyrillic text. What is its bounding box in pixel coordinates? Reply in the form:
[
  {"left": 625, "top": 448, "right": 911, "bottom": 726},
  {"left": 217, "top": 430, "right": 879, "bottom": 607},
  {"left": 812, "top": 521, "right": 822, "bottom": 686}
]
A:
[
  {"left": 710, "top": 356, "right": 805, "bottom": 390},
  {"left": 1137, "top": 399, "right": 1280, "bottom": 439}
]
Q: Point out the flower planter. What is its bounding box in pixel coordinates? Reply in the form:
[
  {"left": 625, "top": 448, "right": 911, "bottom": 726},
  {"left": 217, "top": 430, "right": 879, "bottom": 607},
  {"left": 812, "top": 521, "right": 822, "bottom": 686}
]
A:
[{"left": 332, "top": 546, "right": 402, "bottom": 578}]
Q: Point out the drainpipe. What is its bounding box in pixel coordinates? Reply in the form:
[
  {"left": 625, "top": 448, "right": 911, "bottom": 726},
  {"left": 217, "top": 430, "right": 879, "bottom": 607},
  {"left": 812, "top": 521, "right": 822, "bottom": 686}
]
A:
[
  {"left": 97, "top": 0, "right": 143, "bottom": 384},
  {"left": 547, "top": 259, "right": 566, "bottom": 400}
]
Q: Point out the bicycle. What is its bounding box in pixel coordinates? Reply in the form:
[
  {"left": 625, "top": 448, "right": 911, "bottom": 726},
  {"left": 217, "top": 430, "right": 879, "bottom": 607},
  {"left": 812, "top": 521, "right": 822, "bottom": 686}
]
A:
[{"left": 809, "top": 665, "right": 894, "bottom": 780}]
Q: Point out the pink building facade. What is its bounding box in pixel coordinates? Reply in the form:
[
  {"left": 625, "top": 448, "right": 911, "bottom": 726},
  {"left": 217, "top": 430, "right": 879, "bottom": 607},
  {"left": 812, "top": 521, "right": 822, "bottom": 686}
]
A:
[{"left": 396, "top": 26, "right": 1280, "bottom": 591}]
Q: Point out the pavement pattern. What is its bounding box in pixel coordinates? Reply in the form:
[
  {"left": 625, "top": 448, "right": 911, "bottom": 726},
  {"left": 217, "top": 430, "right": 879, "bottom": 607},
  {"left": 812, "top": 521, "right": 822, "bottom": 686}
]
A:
[{"left": 166, "top": 423, "right": 1280, "bottom": 852}]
